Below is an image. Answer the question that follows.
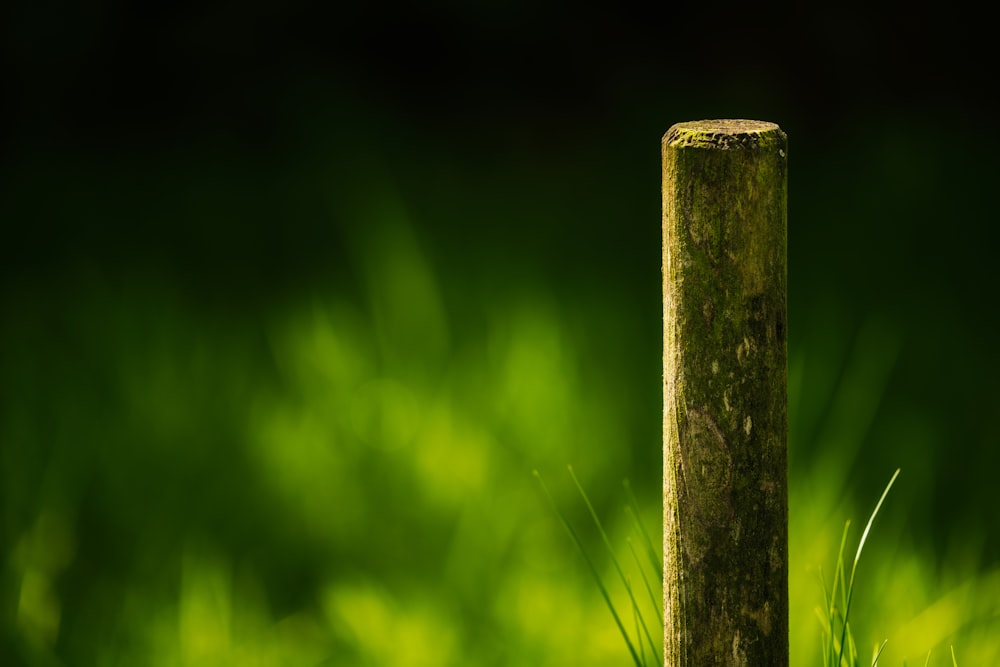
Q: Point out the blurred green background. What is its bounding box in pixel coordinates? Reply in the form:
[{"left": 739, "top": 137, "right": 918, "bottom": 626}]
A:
[{"left": 2, "top": 3, "right": 998, "bottom": 665}]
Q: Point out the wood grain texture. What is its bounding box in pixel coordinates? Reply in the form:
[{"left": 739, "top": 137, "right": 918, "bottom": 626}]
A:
[{"left": 663, "top": 119, "right": 788, "bottom": 666}]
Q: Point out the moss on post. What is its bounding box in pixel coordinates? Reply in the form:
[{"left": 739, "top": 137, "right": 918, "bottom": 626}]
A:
[{"left": 662, "top": 120, "right": 788, "bottom": 666}]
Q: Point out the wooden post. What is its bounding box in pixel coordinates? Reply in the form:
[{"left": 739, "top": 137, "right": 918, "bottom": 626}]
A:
[{"left": 662, "top": 120, "right": 788, "bottom": 665}]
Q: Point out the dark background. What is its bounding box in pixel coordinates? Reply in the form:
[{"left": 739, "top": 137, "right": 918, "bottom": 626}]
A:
[{"left": 3, "top": 3, "right": 998, "bottom": 665}]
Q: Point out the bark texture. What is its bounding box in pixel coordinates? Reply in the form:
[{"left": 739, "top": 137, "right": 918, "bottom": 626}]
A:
[{"left": 662, "top": 119, "right": 788, "bottom": 666}]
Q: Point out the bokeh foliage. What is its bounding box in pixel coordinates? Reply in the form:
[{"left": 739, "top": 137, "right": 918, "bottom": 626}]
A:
[{"left": 3, "top": 4, "right": 1000, "bottom": 665}]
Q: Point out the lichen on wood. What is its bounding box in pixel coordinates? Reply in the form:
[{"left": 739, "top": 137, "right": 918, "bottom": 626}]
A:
[{"left": 662, "top": 119, "right": 788, "bottom": 666}]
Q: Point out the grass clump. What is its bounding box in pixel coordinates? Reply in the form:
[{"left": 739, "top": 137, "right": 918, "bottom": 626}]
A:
[
  {"left": 817, "top": 468, "right": 902, "bottom": 667},
  {"left": 534, "top": 466, "right": 663, "bottom": 667},
  {"left": 539, "top": 465, "right": 968, "bottom": 667}
]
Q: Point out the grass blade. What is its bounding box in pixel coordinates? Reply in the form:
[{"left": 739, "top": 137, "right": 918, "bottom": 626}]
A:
[
  {"left": 871, "top": 638, "right": 887, "bottom": 666},
  {"left": 568, "top": 466, "right": 661, "bottom": 666},
  {"left": 827, "top": 521, "right": 851, "bottom": 667},
  {"left": 533, "top": 469, "right": 643, "bottom": 667},
  {"left": 836, "top": 468, "right": 901, "bottom": 667},
  {"left": 628, "top": 537, "right": 664, "bottom": 629},
  {"left": 815, "top": 566, "right": 833, "bottom": 667},
  {"left": 630, "top": 575, "right": 646, "bottom": 667},
  {"left": 624, "top": 479, "right": 663, "bottom": 583}
]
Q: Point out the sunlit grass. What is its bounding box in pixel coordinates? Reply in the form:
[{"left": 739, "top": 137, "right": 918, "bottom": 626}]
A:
[
  {"left": 789, "top": 317, "right": 1000, "bottom": 666},
  {"left": 535, "top": 467, "right": 663, "bottom": 667},
  {"left": 2, "top": 197, "right": 999, "bottom": 667},
  {"left": 816, "top": 469, "right": 899, "bottom": 667},
  {"left": 6, "top": 271, "right": 999, "bottom": 666}
]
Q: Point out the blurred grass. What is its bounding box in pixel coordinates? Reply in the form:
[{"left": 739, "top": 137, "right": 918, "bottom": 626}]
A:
[
  {"left": 4, "top": 211, "right": 997, "bottom": 664},
  {"left": 0, "top": 188, "right": 651, "bottom": 665},
  {"left": 3, "top": 96, "right": 1000, "bottom": 665}
]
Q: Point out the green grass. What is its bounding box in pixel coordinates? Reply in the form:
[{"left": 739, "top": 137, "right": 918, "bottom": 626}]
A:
[
  {"left": 810, "top": 467, "right": 962, "bottom": 667},
  {"left": 538, "top": 465, "right": 973, "bottom": 667},
  {"left": 534, "top": 467, "right": 663, "bottom": 667},
  {"left": 817, "top": 468, "right": 900, "bottom": 667}
]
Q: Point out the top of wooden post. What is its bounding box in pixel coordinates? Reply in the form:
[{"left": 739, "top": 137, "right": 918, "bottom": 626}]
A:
[{"left": 663, "top": 119, "right": 784, "bottom": 150}]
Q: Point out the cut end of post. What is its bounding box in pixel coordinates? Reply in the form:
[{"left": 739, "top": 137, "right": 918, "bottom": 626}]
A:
[{"left": 663, "top": 119, "right": 784, "bottom": 150}]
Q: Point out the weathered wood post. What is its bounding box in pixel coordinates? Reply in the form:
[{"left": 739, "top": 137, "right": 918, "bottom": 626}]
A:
[{"left": 662, "top": 120, "right": 788, "bottom": 665}]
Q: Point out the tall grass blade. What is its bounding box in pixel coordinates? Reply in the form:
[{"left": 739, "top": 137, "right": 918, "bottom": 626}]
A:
[
  {"left": 827, "top": 520, "right": 851, "bottom": 667},
  {"left": 624, "top": 479, "right": 662, "bottom": 583},
  {"left": 533, "top": 470, "right": 644, "bottom": 667},
  {"left": 816, "top": 566, "right": 833, "bottom": 667},
  {"left": 836, "top": 468, "right": 901, "bottom": 667},
  {"left": 871, "top": 638, "right": 888, "bottom": 666},
  {"left": 629, "top": 575, "right": 646, "bottom": 667},
  {"left": 627, "top": 537, "right": 664, "bottom": 629},
  {"left": 567, "top": 466, "right": 661, "bottom": 666}
]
